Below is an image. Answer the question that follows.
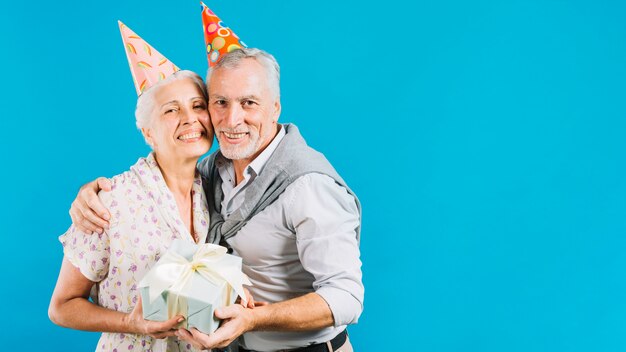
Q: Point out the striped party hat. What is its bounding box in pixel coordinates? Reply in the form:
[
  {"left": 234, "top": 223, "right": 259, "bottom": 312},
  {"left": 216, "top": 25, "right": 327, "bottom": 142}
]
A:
[
  {"left": 119, "top": 21, "right": 180, "bottom": 95},
  {"left": 201, "top": 2, "right": 247, "bottom": 67}
]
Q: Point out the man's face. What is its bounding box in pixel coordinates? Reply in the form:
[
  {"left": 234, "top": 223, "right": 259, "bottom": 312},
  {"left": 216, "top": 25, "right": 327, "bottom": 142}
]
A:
[{"left": 208, "top": 58, "right": 281, "bottom": 163}]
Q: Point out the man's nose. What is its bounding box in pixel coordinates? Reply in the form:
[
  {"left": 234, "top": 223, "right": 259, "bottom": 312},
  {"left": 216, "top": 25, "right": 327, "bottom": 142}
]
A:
[{"left": 223, "top": 105, "right": 244, "bottom": 127}]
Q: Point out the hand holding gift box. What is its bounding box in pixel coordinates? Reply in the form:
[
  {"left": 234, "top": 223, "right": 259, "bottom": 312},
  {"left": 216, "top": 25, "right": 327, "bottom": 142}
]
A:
[{"left": 138, "top": 239, "right": 251, "bottom": 333}]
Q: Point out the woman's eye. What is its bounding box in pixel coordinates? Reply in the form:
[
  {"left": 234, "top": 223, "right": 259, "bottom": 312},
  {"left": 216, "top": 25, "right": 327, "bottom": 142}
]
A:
[
  {"left": 164, "top": 108, "right": 178, "bottom": 115},
  {"left": 194, "top": 104, "right": 207, "bottom": 110}
]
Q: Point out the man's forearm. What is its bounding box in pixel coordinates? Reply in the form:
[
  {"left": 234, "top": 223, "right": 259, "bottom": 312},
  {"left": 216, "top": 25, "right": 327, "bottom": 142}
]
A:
[{"left": 250, "top": 293, "right": 334, "bottom": 331}]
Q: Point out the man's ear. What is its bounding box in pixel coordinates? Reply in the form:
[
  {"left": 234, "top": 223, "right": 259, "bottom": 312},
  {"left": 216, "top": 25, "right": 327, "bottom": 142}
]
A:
[
  {"left": 141, "top": 127, "right": 155, "bottom": 148},
  {"left": 272, "top": 100, "right": 281, "bottom": 123}
]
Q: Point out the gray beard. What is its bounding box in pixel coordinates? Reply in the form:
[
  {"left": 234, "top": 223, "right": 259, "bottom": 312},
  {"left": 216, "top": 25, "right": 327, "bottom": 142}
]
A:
[{"left": 218, "top": 135, "right": 260, "bottom": 161}]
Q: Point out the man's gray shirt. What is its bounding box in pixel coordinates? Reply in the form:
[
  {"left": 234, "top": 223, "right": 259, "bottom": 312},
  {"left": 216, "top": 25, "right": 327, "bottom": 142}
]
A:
[{"left": 202, "top": 124, "right": 363, "bottom": 351}]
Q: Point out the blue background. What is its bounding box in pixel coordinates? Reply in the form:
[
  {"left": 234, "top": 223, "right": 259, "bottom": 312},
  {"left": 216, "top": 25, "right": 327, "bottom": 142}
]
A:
[{"left": 2, "top": 0, "right": 626, "bottom": 350}]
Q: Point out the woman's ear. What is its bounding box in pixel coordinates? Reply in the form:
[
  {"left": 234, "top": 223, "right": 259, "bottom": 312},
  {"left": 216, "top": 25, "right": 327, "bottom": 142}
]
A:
[{"left": 141, "top": 127, "right": 155, "bottom": 148}]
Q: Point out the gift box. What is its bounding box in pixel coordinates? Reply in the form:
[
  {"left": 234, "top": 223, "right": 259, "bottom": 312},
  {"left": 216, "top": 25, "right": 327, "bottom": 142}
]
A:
[{"left": 138, "top": 239, "right": 251, "bottom": 333}]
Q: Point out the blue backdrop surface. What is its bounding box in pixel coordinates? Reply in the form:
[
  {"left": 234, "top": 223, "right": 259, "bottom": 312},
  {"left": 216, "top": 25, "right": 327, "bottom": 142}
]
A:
[{"left": 2, "top": 0, "right": 626, "bottom": 350}]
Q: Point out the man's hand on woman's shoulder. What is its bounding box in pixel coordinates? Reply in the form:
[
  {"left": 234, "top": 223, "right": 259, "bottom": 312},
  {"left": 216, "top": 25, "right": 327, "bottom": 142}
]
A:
[{"left": 69, "top": 177, "right": 112, "bottom": 234}]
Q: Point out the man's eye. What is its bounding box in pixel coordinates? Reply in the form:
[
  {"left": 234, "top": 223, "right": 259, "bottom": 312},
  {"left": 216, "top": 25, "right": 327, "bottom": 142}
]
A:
[
  {"left": 242, "top": 100, "right": 256, "bottom": 107},
  {"left": 214, "top": 100, "right": 226, "bottom": 106}
]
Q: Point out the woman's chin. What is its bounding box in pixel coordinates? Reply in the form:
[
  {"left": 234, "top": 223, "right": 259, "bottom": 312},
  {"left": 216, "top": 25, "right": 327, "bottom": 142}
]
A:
[{"left": 182, "top": 144, "right": 211, "bottom": 159}]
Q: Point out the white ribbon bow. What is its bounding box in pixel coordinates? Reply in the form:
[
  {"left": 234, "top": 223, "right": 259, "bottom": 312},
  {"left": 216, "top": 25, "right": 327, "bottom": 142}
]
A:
[{"left": 141, "top": 243, "right": 251, "bottom": 307}]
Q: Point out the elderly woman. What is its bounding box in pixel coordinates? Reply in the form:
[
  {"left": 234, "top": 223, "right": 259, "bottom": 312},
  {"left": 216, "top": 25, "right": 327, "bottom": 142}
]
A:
[{"left": 48, "top": 24, "right": 214, "bottom": 350}]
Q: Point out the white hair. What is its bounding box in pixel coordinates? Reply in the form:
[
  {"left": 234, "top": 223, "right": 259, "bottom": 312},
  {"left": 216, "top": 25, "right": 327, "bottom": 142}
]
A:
[
  {"left": 206, "top": 48, "right": 280, "bottom": 100},
  {"left": 135, "top": 70, "right": 207, "bottom": 131}
]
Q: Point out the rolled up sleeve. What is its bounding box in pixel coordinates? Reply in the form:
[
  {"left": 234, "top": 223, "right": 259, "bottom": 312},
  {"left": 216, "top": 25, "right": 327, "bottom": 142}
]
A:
[{"left": 288, "top": 173, "right": 364, "bottom": 326}]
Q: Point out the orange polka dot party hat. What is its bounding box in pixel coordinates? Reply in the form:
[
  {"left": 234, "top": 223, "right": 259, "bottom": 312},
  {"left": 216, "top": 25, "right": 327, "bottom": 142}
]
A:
[{"left": 201, "top": 2, "right": 247, "bottom": 67}]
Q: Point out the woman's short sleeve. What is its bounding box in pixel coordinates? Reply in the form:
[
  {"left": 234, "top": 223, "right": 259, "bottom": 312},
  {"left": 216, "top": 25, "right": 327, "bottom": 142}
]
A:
[{"left": 59, "top": 198, "right": 112, "bottom": 282}]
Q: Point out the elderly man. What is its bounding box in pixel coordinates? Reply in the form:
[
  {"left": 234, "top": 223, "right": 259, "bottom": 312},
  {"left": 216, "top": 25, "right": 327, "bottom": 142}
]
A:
[{"left": 70, "top": 48, "right": 363, "bottom": 352}]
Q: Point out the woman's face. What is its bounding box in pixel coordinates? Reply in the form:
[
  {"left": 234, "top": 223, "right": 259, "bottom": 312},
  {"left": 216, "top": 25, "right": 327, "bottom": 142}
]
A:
[{"left": 142, "top": 78, "right": 213, "bottom": 163}]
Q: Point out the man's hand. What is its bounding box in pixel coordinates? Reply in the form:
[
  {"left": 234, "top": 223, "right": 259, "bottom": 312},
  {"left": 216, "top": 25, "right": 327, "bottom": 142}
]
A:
[
  {"left": 124, "top": 295, "right": 184, "bottom": 339},
  {"left": 236, "top": 287, "right": 268, "bottom": 309},
  {"left": 69, "top": 177, "right": 112, "bottom": 234},
  {"left": 176, "top": 305, "right": 255, "bottom": 349}
]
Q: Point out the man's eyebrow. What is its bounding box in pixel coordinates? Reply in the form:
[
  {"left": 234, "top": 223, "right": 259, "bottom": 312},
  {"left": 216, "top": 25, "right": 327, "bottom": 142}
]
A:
[
  {"left": 238, "top": 95, "right": 261, "bottom": 101},
  {"left": 209, "top": 94, "right": 228, "bottom": 100}
]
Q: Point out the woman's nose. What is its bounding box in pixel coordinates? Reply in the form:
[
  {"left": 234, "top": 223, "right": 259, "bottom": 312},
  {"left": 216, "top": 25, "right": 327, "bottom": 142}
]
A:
[{"left": 181, "top": 108, "right": 199, "bottom": 125}]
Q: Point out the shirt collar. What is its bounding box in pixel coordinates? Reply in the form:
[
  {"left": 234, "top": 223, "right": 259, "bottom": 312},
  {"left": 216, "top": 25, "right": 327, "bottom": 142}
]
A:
[{"left": 247, "top": 124, "right": 285, "bottom": 177}]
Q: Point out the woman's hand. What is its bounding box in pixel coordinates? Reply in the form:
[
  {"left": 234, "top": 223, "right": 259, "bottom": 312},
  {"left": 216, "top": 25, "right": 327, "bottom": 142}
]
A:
[
  {"left": 69, "top": 177, "right": 112, "bottom": 234},
  {"left": 124, "top": 295, "right": 184, "bottom": 339}
]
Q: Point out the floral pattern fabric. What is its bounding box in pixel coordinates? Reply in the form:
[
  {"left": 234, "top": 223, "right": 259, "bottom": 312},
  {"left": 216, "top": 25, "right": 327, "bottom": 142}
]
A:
[{"left": 60, "top": 152, "right": 209, "bottom": 352}]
